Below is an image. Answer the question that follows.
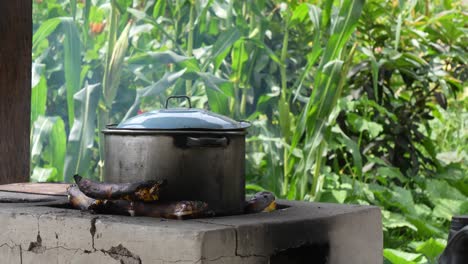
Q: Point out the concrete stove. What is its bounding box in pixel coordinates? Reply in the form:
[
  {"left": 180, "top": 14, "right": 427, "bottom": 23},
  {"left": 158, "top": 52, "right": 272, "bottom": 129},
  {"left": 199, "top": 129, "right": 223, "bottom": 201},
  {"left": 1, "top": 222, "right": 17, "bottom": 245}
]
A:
[{"left": 0, "top": 191, "right": 382, "bottom": 264}]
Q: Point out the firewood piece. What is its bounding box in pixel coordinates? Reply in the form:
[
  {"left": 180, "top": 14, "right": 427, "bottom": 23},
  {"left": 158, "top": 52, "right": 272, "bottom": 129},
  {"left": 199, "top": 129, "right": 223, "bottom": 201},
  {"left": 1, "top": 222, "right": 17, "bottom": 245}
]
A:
[
  {"left": 67, "top": 184, "right": 100, "bottom": 211},
  {"left": 67, "top": 183, "right": 209, "bottom": 219},
  {"left": 73, "top": 174, "right": 166, "bottom": 201},
  {"left": 96, "top": 200, "right": 210, "bottom": 220},
  {"left": 133, "top": 200, "right": 209, "bottom": 219},
  {"left": 244, "top": 191, "right": 276, "bottom": 214}
]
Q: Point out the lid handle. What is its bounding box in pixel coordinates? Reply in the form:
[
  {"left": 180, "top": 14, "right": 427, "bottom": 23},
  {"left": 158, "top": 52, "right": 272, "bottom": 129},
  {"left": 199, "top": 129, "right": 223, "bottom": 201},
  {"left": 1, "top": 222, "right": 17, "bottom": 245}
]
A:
[{"left": 165, "top": 95, "right": 192, "bottom": 109}]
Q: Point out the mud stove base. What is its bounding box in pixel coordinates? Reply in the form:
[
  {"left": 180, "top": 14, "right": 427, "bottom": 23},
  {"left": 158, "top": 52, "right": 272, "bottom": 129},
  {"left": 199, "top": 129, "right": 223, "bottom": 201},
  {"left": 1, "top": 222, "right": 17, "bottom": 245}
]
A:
[{"left": 0, "top": 191, "right": 382, "bottom": 264}]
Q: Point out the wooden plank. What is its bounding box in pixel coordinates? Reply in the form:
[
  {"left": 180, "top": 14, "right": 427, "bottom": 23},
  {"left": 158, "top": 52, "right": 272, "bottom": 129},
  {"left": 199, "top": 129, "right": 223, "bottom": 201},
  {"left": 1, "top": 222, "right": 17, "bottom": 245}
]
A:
[
  {"left": 0, "top": 183, "right": 69, "bottom": 196},
  {"left": 0, "top": 192, "right": 66, "bottom": 203},
  {"left": 0, "top": 1, "right": 32, "bottom": 184}
]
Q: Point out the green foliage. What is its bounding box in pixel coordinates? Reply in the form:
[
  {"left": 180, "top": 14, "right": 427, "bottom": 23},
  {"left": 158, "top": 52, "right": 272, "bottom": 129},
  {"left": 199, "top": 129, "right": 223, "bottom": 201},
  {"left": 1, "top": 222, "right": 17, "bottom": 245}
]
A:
[
  {"left": 32, "top": 0, "right": 466, "bottom": 262},
  {"left": 31, "top": 116, "right": 66, "bottom": 182},
  {"left": 62, "top": 17, "right": 82, "bottom": 128},
  {"left": 63, "top": 82, "right": 101, "bottom": 181},
  {"left": 31, "top": 63, "right": 48, "bottom": 123}
]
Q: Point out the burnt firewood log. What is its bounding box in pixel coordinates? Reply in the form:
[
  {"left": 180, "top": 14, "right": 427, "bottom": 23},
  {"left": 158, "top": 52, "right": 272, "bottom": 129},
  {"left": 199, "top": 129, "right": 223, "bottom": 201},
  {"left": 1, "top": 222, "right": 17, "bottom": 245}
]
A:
[
  {"left": 73, "top": 174, "right": 166, "bottom": 202},
  {"left": 67, "top": 184, "right": 209, "bottom": 219},
  {"left": 244, "top": 191, "right": 276, "bottom": 214}
]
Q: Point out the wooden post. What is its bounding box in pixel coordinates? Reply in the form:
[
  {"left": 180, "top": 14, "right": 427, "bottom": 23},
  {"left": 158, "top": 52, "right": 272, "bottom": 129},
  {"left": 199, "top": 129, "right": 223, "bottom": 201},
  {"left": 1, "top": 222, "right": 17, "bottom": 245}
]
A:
[{"left": 0, "top": 1, "right": 32, "bottom": 184}]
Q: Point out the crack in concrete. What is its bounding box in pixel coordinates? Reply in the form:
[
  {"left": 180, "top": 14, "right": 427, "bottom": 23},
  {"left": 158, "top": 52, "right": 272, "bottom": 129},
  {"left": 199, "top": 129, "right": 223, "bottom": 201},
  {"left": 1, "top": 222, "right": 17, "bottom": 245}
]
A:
[
  {"left": 27, "top": 214, "right": 47, "bottom": 254},
  {"left": 0, "top": 242, "right": 20, "bottom": 250},
  {"left": 192, "top": 254, "right": 268, "bottom": 264},
  {"left": 90, "top": 216, "right": 98, "bottom": 250},
  {"left": 27, "top": 233, "right": 45, "bottom": 254},
  {"left": 14, "top": 214, "right": 143, "bottom": 264},
  {"left": 235, "top": 252, "right": 269, "bottom": 258},
  {"left": 101, "top": 244, "right": 141, "bottom": 264},
  {"left": 17, "top": 213, "right": 96, "bottom": 257},
  {"left": 233, "top": 228, "right": 239, "bottom": 257},
  {"left": 28, "top": 245, "right": 81, "bottom": 254},
  {"left": 23, "top": 215, "right": 142, "bottom": 263},
  {"left": 192, "top": 220, "right": 236, "bottom": 228},
  {"left": 2, "top": 232, "right": 268, "bottom": 264}
]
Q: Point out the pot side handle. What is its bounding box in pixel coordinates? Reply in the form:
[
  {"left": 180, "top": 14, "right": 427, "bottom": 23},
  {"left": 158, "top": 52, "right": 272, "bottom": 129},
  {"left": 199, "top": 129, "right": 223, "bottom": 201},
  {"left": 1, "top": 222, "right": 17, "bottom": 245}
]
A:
[{"left": 186, "top": 137, "right": 228, "bottom": 148}]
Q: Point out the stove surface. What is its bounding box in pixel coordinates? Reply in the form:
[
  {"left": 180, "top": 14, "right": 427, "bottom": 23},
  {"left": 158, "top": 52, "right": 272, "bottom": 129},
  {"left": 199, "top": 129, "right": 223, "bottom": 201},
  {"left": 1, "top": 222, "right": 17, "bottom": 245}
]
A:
[{"left": 0, "top": 190, "right": 382, "bottom": 264}]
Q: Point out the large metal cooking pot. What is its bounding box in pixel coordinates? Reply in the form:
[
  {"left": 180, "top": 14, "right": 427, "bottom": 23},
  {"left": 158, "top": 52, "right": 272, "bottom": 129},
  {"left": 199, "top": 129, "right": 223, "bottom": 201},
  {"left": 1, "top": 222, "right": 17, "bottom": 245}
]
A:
[{"left": 102, "top": 96, "right": 250, "bottom": 215}]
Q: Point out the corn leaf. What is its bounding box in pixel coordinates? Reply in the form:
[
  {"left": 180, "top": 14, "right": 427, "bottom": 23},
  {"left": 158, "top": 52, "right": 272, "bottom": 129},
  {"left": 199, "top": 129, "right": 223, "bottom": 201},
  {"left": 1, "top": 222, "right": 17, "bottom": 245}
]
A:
[
  {"left": 152, "top": 0, "right": 166, "bottom": 18},
  {"left": 61, "top": 18, "right": 82, "bottom": 129},
  {"left": 320, "top": 0, "right": 365, "bottom": 64},
  {"left": 47, "top": 117, "right": 67, "bottom": 180},
  {"left": 292, "top": 0, "right": 364, "bottom": 150},
  {"left": 32, "top": 18, "right": 61, "bottom": 50},
  {"left": 30, "top": 116, "right": 67, "bottom": 180},
  {"left": 31, "top": 65, "right": 47, "bottom": 124},
  {"left": 31, "top": 116, "right": 55, "bottom": 162},
  {"left": 103, "top": 21, "right": 132, "bottom": 107},
  {"left": 197, "top": 72, "right": 231, "bottom": 95},
  {"left": 122, "top": 69, "right": 187, "bottom": 121},
  {"left": 127, "top": 50, "right": 194, "bottom": 66},
  {"left": 208, "top": 27, "right": 241, "bottom": 71},
  {"left": 64, "top": 82, "right": 101, "bottom": 181},
  {"left": 96, "top": 5, "right": 123, "bottom": 177},
  {"left": 31, "top": 167, "right": 58, "bottom": 183}
]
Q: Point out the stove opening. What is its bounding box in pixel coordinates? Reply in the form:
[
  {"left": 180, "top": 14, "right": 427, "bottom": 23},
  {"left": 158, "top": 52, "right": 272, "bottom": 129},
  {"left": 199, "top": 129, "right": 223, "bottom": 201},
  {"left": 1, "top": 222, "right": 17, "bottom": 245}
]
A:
[{"left": 270, "top": 243, "right": 329, "bottom": 264}]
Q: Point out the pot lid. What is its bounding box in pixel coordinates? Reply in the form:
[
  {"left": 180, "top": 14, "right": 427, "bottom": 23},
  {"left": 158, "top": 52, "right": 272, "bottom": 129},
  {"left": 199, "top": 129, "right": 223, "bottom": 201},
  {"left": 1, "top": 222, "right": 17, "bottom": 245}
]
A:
[{"left": 116, "top": 96, "right": 250, "bottom": 131}]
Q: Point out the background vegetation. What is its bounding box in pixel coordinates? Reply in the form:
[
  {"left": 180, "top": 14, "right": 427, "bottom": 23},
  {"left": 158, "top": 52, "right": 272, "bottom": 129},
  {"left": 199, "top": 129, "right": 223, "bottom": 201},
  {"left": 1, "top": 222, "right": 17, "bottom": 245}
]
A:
[{"left": 31, "top": 0, "right": 467, "bottom": 262}]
